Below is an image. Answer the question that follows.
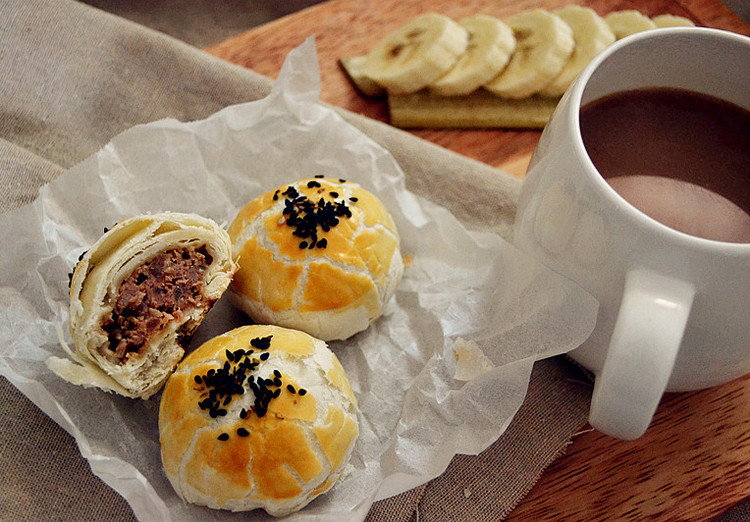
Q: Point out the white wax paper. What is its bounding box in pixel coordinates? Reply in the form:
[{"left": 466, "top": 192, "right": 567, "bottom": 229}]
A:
[{"left": 0, "top": 39, "right": 597, "bottom": 521}]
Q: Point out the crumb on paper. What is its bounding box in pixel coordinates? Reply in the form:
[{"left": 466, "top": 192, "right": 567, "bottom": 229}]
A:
[
  {"left": 463, "top": 488, "right": 472, "bottom": 498},
  {"left": 453, "top": 337, "right": 495, "bottom": 381}
]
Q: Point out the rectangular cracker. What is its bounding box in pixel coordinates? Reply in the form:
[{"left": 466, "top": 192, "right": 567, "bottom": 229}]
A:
[{"left": 388, "top": 90, "right": 560, "bottom": 129}]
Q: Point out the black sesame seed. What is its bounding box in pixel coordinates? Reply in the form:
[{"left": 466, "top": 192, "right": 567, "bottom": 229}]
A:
[
  {"left": 315, "top": 174, "right": 324, "bottom": 178},
  {"left": 273, "top": 389, "right": 281, "bottom": 398},
  {"left": 349, "top": 197, "right": 358, "bottom": 202},
  {"left": 298, "top": 388, "right": 307, "bottom": 396},
  {"left": 339, "top": 178, "right": 347, "bottom": 183},
  {"left": 287, "top": 384, "right": 296, "bottom": 393},
  {"left": 277, "top": 184, "right": 351, "bottom": 250},
  {"left": 307, "top": 180, "right": 321, "bottom": 188},
  {"left": 251, "top": 336, "right": 272, "bottom": 349},
  {"left": 329, "top": 191, "right": 339, "bottom": 198},
  {"left": 194, "top": 335, "right": 287, "bottom": 422},
  {"left": 237, "top": 428, "right": 250, "bottom": 437},
  {"left": 316, "top": 238, "right": 327, "bottom": 248},
  {"left": 218, "top": 433, "right": 229, "bottom": 441}
]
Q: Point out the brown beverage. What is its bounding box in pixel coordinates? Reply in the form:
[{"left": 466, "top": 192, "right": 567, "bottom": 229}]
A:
[{"left": 580, "top": 87, "right": 750, "bottom": 243}]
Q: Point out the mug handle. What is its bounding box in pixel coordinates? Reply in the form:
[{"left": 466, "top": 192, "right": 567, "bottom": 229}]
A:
[{"left": 589, "top": 270, "right": 695, "bottom": 440}]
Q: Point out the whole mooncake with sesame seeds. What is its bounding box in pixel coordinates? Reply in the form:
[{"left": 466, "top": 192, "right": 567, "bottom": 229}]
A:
[
  {"left": 158, "top": 324, "right": 359, "bottom": 516},
  {"left": 227, "top": 177, "right": 404, "bottom": 341}
]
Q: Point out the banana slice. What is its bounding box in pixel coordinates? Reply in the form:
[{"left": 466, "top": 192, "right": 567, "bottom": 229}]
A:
[
  {"left": 364, "top": 13, "right": 469, "bottom": 94},
  {"left": 605, "top": 10, "right": 657, "bottom": 39},
  {"left": 652, "top": 14, "right": 696, "bottom": 28},
  {"left": 430, "top": 15, "right": 516, "bottom": 96},
  {"left": 540, "top": 6, "right": 615, "bottom": 97},
  {"left": 339, "top": 55, "right": 386, "bottom": 97},
  {"left": 484, "top": 9, "right": 574, "bottom": 99}
]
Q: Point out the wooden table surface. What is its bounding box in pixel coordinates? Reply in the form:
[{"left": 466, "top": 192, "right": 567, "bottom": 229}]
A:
[{"left": 205, "top": 1, "right": 750, "bottom": 519}]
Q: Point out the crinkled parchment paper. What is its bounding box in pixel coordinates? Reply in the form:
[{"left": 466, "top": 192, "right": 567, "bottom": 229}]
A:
[{"left": 0, "top": 39, "right": 597, "bottom": 521}]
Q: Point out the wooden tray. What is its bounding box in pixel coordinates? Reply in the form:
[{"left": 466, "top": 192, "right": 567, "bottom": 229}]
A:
[{"left": 206, "top": 0, "right": 750, "bottom": 178}]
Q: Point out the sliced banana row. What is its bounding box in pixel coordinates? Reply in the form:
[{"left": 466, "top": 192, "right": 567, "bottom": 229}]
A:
[{"left": 345, "top": 7, "right": 695, "bottom": 100}]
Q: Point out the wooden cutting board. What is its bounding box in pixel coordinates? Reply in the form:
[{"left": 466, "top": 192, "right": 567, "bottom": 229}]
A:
[
  {"left": 205, "top": 2, "right": 750, "bottom": 520},
  {"left": 206, "top": 0, "right": 750, "bottom": 178}
]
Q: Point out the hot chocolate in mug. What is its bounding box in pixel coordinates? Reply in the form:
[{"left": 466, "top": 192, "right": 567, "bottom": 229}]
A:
[{"left": 514, "top": 28, "right": 750, "bottom": 440}]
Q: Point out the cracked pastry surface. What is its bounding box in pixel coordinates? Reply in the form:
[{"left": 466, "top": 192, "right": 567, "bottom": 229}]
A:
[
  {"left": 158, "top": 324, "right": 359, "bottom": 516},
  {"left": 228, "top": 177, "right": 403, "bottom": 341}
]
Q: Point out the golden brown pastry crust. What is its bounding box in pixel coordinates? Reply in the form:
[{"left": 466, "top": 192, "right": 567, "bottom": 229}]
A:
[
  {"left": 228, "top": 177, "right": 403, "bottom": 341},
  {"left": 158, "top": 324, "right": 359, "bottom": 516}
]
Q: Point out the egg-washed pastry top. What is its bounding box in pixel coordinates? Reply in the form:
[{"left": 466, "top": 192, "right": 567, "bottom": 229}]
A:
[
  {"left": 158, "top": 324, "right": 359, "bottom": 516},
  {"left": 227, "top": 177, "right": 403, "bottom": 341}
]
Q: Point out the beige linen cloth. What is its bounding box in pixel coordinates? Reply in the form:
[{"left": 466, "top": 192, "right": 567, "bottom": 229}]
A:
[{"left": 0, "top": 1, "right": 593, "bottom": 520}]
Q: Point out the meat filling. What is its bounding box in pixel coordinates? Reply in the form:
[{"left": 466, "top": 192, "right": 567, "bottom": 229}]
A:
[{"left": 101, "top": 246, "right": 213, "bottom": 362}]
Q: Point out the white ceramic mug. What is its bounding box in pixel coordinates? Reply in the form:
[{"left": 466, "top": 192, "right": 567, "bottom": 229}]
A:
[{"left": 514, "top": 28, "right": 750, "bottom": 440}]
